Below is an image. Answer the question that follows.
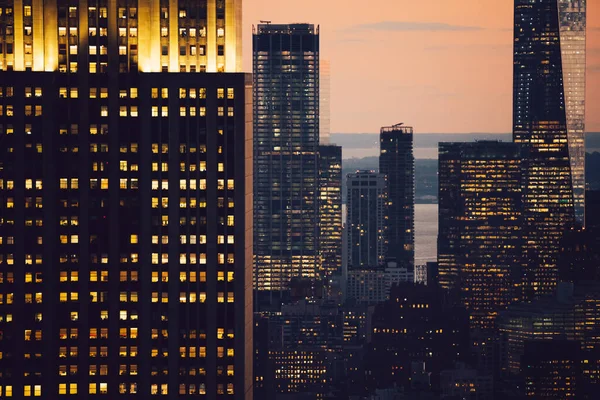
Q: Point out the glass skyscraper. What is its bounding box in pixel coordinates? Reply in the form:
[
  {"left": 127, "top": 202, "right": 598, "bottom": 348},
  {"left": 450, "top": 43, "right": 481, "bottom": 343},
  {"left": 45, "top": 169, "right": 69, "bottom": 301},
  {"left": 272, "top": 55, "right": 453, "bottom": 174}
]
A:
[
  {"left": 0, "top": 1, "right": 252, "bottom": 398},
  {"left": 513, "top": 0, "right": 586, "bottom": 298},
  {"left": 253, "top": 24, "right": 320, "bottom": 292}
]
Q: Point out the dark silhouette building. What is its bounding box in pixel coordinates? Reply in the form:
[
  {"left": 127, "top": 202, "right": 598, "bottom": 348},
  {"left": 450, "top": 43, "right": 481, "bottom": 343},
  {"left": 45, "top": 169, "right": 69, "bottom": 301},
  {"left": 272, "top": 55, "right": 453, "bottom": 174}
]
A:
[
  {"left": 586, "top": 190, "right": 600, "bottom": 229},
  {"left": 365, "top": 283, "right": 469, "bottom": 391},
  {"left": 522, "top": 340, "right": 581, "bottom": 399},
  {"left": 513, "top": 0, "right": 586, "bottom": 298},
  {"left": 253, "top": 23, "right": 320, "bottom": 292},
  {"left": 0, "top": 1, "right": 252, "bottom": 398},
  {"left": 379, "top": 123, "right": 414, "bottom": 270}
]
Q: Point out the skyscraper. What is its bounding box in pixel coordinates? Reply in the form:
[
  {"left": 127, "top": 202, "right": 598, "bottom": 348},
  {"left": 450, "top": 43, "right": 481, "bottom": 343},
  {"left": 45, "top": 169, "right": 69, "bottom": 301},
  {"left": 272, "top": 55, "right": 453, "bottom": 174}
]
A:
[
  {"left": 438, "top": 141, "right": 523, "bottom": 330},
  {"left": 318, "top": 144, "right": 343, "bottom": 277},
  {"left": 513, "top": 0, "right": 586, "bottom": 297},
  {"left": 0, "top": 1, "right": 252, "bottom": 398},
  {"left": 346, "top": 171, "right": 387, "bottom": 268},
  {"left": 319, "top": 60, "right": 331, "bottom": 145},
  {"left": 379, "top": 123, "right": 414, "bottom": 270},
  {"left": 253, "top": 23, "right": 320, "bottom": 292}
]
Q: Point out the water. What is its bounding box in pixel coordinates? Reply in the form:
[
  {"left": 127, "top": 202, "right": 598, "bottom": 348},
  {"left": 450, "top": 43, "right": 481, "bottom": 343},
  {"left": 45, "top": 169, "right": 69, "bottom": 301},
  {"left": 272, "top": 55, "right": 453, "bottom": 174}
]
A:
[{"left": 415, "top": 203, "right": 438, "bottom": 264}]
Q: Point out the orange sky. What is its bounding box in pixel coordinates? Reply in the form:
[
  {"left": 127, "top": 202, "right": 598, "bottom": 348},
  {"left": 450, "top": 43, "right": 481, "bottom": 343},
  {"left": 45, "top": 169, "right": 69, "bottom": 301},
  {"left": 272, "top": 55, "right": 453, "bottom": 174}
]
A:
[{"left": 243, "top": 0, "right": 600, "bottom": 134}]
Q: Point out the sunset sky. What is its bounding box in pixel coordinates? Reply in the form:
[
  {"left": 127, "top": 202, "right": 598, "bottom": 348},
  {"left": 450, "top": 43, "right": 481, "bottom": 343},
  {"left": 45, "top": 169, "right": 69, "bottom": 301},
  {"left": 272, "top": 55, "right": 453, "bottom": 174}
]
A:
[{"left": 243, "top": 0, "right": 600, "bottom": 134}]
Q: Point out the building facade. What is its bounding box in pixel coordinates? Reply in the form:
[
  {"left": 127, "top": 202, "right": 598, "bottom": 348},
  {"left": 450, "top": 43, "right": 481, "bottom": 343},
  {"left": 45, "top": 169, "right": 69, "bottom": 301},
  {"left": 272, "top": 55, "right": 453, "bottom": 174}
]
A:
[
  {"left": 253, "top": 23, "right": 320, "bottom": 292},
  {"left": 318, "top": 144, "right": 342, "bottom": 277},
  {"left": 379, "top": 123, "right": 414, "bottom": 270},
  {"left": 319, "top": 59, "right": 331, "bottom": 145},
  {"left": 365, "top": 283, "right": 469, "bottom": 392},
  {"left": 438, "top": 141, "right": 523, "bottom": 330},
  {"left": 513, "top": 0, "right": 586, "bottom": 298},
  {"left": 0, "top": 1, "right": 252, "bottom": 399},
  {"left": 346, "top": 171, "right": 387, "bottom": 269},
  {"left": 346, "top": 261, "right": 414, "bottom": 305}
]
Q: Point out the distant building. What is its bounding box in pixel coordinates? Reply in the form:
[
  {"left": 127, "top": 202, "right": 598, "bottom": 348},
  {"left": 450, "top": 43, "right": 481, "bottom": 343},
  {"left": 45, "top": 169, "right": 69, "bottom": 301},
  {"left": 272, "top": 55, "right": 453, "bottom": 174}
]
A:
[
  {"left": 319, "top": 145, "right": 343, "bottom": 277},
  {"left": 415, "top": 262, "right": 439, "bottom": 287},
  {"left": 254, "top": 300, "right": 347, "bottom": 398},
  {"left": 320, "top": 60, "right": 331, "bottom": 144},
  {"left": 346, "top": 261, "right": 414, "bottom": 305},
  {"left": 346, "top": 171, "right": 387, "bottom": 268},
  {"left": 498, "top": 282, "right": 600, "bottom": 375},
  {"left": 440, "top": 363, "right": 494, "bottom": 400},
  {"left": 253, "top": 23, "right": 320, "bottom": 291},
  {"left": 513, "top": 0, "right": 586, "bottom": 298},
  {"left": 522, "top": 340, "right": 581, "bottom": 399},
  {"left": 365, "top": 283, "right": 469, "bottom": 391},
  {"left": 380, "top": 123, "right": 415, "bottom": 270},
  {"left": 558, "top": 226, "right": 600, "bottom": 284},
  {"left": 586, "top": 190, "right": 600, "bottom": 230},
  {"left": 438, "top": 141, "right": 523, "bottom": 330}
]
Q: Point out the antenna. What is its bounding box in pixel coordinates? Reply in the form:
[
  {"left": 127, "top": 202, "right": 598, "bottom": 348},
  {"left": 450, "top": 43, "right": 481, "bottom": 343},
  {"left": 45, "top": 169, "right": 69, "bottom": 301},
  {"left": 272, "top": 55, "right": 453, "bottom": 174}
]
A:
[{"left": 260, "top": 20, "right": 271, "bottom": 24}]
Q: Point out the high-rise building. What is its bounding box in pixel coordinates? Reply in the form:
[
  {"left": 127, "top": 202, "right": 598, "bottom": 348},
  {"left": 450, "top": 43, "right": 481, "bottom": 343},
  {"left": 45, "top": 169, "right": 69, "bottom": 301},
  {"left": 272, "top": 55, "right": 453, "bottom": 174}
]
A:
[
  {"left": 379, "top": 123, "right": 414, "bottom": 270},
  {"left": 320, "top": 60, "right": 331, "bottom": 145},
  {"left": 346, "top": 171, "right": 387, "bottom": 268},
  {"left": 253, "top": 23, "right": 320, "bottom": 292},
  {"left": 318, "top": 144, "right": 342, "bottom": 277},
  {"left": 438, "top": 141, "right": 523, "bottom": 330},
  {"left": 513, "top": 0, "right": 586, "bottom": 298},
  {"left": 0, "top": 2, "right": 252, "bottom": 399}
]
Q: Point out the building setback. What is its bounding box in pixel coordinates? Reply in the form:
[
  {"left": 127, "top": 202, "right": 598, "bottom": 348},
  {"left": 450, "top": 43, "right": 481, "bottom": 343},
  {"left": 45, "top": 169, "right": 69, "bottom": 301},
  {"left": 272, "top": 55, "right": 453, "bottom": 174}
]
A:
[
  {"left": 0, "top": 1, "right": 252, "bottom": 399},
  {"left": 379, "top": 123, "right": 414, "bottom": 270},
  {"left": 253, "top": 23, "right": 320, "bottom": 292}
]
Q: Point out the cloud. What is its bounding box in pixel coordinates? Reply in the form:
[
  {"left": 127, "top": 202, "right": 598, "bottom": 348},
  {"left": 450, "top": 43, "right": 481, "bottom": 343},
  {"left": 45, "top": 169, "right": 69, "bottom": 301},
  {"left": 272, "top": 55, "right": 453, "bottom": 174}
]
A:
[{"left": 348, "top": 21, "right": 484, "bottom": 32}]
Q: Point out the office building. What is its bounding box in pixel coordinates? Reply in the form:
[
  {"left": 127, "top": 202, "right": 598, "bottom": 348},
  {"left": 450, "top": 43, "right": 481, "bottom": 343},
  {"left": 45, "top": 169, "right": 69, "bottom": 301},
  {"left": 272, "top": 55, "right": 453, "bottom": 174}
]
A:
[
  {"left": 379, "top": 123, "right": 414, "bottom": 270},
  {"left": 438, "top": 141, "right": 523, "bottom": 330},
  {"left": 365, "top": 283, "right": 469, "bottom": 391},
  {"left": 254, "top": 301, "right": 344, "bottom": 398},
  {"left": 346, "top": 171, "right": 387, "bottom": 268},
  {"left": 253, "top": 23, "right": 320, "bottom": 292},
  {"left": 440, "top": 363, "right": 494, "bottom": 400},
  {"left": 0, "top": 1, "right": 252, "bottom": 399},
  {"left": 513, "top": 0, "right": 586, "bottom": 297},
  {"left": 522, "top": 340, "right": 581, "bottom": 399},
  {"left": 346, "top": 261, "right": 414, "bottom": 305},
  {"left": 318, "top": 144, "right": 342, "bottom": 277},
  {"left": 498, "top": 282, "right": 600, "bottom": 376},
  {"left": 586, "top": 190, "right": 600, "bottom": 229}
]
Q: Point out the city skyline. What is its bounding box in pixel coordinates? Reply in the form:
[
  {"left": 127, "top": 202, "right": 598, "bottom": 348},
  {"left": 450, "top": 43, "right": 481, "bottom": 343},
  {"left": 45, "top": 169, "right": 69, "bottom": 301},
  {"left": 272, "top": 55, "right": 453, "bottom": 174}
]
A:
[{"left": 243, "top": 0, "right": 600, "bottom": 134}]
